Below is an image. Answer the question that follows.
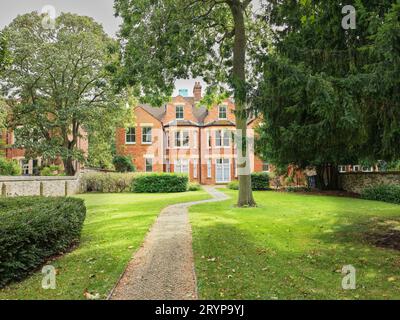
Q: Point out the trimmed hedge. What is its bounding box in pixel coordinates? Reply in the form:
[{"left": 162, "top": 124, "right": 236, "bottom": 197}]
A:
[
  {"left": 361, "top": 184, "right": 400, "bottom": 205},
  {"left": 132, "top": 173, "right": 188, "bottom": 193},
  {"left": 83, "top": 172, "right": 137, "bottom": 193},
  {"left": 227, "top": 173, "right": 270, "bottom": 191},
  {"left": 188, "top": 183, "right": 201, "bottom": 191},
  {"left": 0, "top": 197, "right": 86, "bottom": 287},
  {"left": 252, "top": 172, "right": 270, "bottom": 190}
]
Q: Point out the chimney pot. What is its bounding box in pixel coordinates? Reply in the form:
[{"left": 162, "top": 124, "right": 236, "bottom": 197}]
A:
[{"left": 193, "top": 82, "right": 202, "bottom": 101}]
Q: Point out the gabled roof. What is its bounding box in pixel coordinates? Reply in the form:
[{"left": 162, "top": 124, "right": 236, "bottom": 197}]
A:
[
  {"left": 139, "top": 104, "right": 166, "bottom": 121},
  {"left": 204, "top": 120, "right": 236, "bottom": 127}
]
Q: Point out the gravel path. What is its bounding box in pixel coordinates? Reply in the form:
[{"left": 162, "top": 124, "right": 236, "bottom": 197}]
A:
[{"left": 109, "top": 186, "right": 230, "bottom": 300}]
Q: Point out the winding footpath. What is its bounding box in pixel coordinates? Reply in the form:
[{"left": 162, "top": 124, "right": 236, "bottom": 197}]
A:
[{"left": 109, "top": 186, "right": 229, "bottom": 300}]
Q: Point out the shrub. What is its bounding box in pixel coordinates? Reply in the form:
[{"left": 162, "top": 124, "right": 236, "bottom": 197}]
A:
[
  {"left": 227, "top": 181, "right": 239, "bottom": 190},
  {"left": 251, "top": 172, "right": 270, "bottom": 190},
  {"left": 83, "top": 172, "right": 136, "bottom": 193},
  {"left": 0, "top": 197, "right": 86, "bottom": 287},
  {"left": 40, "top": 165, "right": 60, "bottom": 176},
  {"left": 188, "top": 183, "right": 201, "bottom": 191},
  {"left": 113, "top": 155, "right": 135, "bottom": 173},
  {"left": 0, "top": 157, "right": 21, "bottom": 176},
  {"left": 132, "top": 173, "right": 188, "bottom": 193},
  {"left": 361, "top": 184, "right": 400, "bottom": 205}
]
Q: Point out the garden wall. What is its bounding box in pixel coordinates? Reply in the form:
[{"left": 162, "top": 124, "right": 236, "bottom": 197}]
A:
[
  {"left": 0, "top": 175, "right": 82, "bottom": 197},
  {"left": 339, "top": 172, "right": 400, "bottom": 194}
]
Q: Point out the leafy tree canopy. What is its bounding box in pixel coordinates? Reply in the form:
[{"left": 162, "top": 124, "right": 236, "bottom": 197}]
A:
[
  {"left": 114, "top": 0, "right": 272, "bottom": 206},
  {"left": 254, "top": 0, "right": 399, "bottom": 187},
  {"left": 1, "top": 12, "right": 132, "bottom": 175}
]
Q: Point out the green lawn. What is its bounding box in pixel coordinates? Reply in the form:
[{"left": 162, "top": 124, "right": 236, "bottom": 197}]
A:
[
  {"left": 190, "top": 190, "right": 400, "bottom": 300},
  {"left": 0, "top": 191, "right": 210, "bottom": 300}
]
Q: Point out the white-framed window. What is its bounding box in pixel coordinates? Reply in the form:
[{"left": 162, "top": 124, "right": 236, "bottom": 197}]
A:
[
  {"left": 218, "top": 105, "right": 227, "bottom": 119},
  {"left": 174, "top": 130, "right": 189, "bottom": 148},
  {"left": 193, "top": 159, "right": 198, "bottom": 178},
  {"left": 125, "top": 127, "right": 136, "bottom": 144},
  {"left": 353, "top": 165, "right": 361, "bottom": 172},
  {"left": 362, "top": 166, "right": 373, "bottom": 172},
  {"left": 145, "top": 158, "right": 153, "bottom": 172},
  {"left": 20, "top": 159, "right": 30, "bottom": 175},
  {"left": 207, "top": 159, "right": 212, "bottom": 178},
  {"left": 175, "top": 159, "right": 189, "bottom": 174},
  {"left": 215, "top": 130, "right": 230, "bottom": 147},
  {"left": 338, "top": 165, "right": 347, "bottom": 173},
  {"left": 262, "top": 162, "right": 270, "bottom": 172},
  {"left": 142, "top": 127, "right": 152, "bottom": 144},
  {"left": 165, "top": 159, "right": 170, "bottom": 173},
  {"left": 207, "top": 131, "right": 211, "bottom": 148},
  {"left": 176, "top": 105, "right": 184, "bottom": 119}
]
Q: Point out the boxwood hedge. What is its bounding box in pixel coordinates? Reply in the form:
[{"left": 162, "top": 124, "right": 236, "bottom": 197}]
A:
[
  {"left": 0, "top": 197, "right": 86, "bottom": 287},
  {"left": 361, "top": 184, "right": 400, "bottom": 205},
  {"left": 131, "top": 173, "right": 188, "bottom": 193}
]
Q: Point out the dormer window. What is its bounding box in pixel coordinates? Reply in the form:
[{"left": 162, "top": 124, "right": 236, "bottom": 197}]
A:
[
  {"left": 176, "top": 105, "right": 184, "bottom": 120},
  {"left": 218, "top": 105, "right": 227, "bottom": 119}
]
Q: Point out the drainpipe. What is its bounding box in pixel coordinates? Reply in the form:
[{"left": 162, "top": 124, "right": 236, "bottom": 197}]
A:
[{"left": 198, "top": 127, "right": 202, "bottom": 184}]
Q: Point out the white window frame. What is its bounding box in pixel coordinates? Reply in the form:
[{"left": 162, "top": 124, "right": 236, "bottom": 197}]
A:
[
  {"left": 174, "top": 130, "right": 190, "bottom": 148},
  {"left": 353, "top": 165, "right": 361, "bottom": 172},
  {"left": 145, "top": 158, "right": 153, "bottom": 172},
  {"left": 193, "top": 159, "right": 198, "bottom": 178},
  {"left": 176, "top": 105, "right": 184, "bottom": 120},
  {"left": 207, "top": 131, "right": 211, "bottom": 148},
  {"left": 175, "top": 159, "right": 189, "bottom": 174},
  {"left": 215, "top": 130, "right": 230, "bottom": 148},
  {"left": 125, "top": 127, "right": 136, "bottom": 144},
  {"left": 218, "top": 105, "right": 227, "bottom": 119},
  {"left": 207, "top": 159, "right": 212, "bottom": 178},
  {"left": 262, "top": 162, "right": 270, "bottom": 172},
  {"left": 338, "top": 165, "right": 347, "bottom": 173},
  {"left": 142, "top": 127, "right": 152, "bottom": 144}
]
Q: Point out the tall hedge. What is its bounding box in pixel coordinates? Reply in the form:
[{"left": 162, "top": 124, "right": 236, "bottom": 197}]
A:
[
  {"left": 361, "top": 184, "right": 400, "bottom": 205},
  {"left": 132, "top": 173, "right": 188, "bottom": 193},
  {"left": 251, "top": 172, "right": 270, "bottom": 190},
  {"left": 0, "top": 197, "right": 86, "bottom": 287}
]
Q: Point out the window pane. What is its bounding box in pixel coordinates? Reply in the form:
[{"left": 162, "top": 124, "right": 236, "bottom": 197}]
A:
[
  {"left": 215, "top": 131, "right": 222, "bottom": 147},
  {"left": 142, "top": 127, "right": 152, "bottom": 143},
  {"left": 176, "top": 106, "right": 184, "bottom": 119},
  {"left": 175, "top": 131, "right": 181, "bottom": 147},
  {"left": 145, "top": 159, "right": 152, "bottom": 172},
  {"left": 182, "top": 131, "right": 189, "bottom": 147},
  {"left": 223, "top": 131, "right": 230, "bottom": 146},
  {"left": 219, "top": 106, "right": 227, "bottom": 119},
  {"left": 126, "top": 128, "right": 136, "bottom": 143}
]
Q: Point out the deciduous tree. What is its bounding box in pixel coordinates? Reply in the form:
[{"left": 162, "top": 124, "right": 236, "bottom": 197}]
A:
[
  {"left": 114, "top": 0, "right": 271, "bottom": 206},
  {"left": 1, "top": 12, "right": 130, "bottom": 175}
]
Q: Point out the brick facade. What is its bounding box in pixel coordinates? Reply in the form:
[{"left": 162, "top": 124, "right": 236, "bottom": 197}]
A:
[{"left": 116, "top": 84, "right": 269, "bottom": 184}]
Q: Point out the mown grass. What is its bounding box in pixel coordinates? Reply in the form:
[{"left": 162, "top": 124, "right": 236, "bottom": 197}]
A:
[
  {"left": 190, "top": 190, "right": 400, "bottom": 300},
  {"left": 0, "top": 191, "right": 210, "bottom": 300}
]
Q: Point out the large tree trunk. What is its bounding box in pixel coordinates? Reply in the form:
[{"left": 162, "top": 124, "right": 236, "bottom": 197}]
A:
[
  {"left": 230, "top": 2, "right": 256, "bottom": 207},
  {"left": 63, "top": 156, "right": 76, "bottom": 176},
  {"left": 316, "top": 164, "right": 340, "bottom": 190}
]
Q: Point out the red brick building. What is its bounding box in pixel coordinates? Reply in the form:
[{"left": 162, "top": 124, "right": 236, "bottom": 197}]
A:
[{"left": 116, "top": 83, "right": 269, "bottom": 184}]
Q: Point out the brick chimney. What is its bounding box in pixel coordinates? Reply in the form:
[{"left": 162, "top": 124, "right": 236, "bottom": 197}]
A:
[{"left": 193, "top": 82, "right": 202, "bottom": 101}]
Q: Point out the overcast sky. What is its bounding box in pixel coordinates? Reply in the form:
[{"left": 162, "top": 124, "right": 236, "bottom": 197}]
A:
[{"left": 0, "top": 0, "right": 212, "bottom": 95}]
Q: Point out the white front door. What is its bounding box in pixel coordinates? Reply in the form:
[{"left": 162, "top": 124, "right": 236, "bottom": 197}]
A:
[{"left": 216, "top": 159, "right": 231, "bottom": 183}]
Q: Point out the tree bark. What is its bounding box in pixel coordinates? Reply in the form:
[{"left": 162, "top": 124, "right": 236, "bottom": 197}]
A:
[
  {"left": 63, "top": 156, "right": 76, "bottom": 176},
  {"left": 316, "top": 164, "right": 340, "bottom": 190},
  {"left": 230, "top": 1, "right": 256, "bottom": 207}
]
